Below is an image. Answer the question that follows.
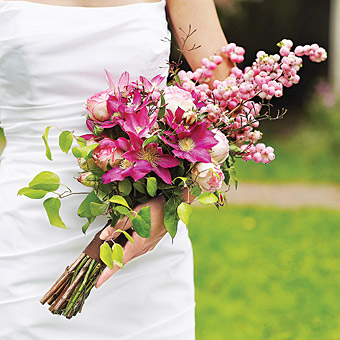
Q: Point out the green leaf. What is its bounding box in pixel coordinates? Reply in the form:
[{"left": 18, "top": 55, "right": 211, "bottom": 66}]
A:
[
  {"left": 118, "top": 179, "right": 132, "bottom": 196},
  {"left": 89, "top": 202, "right": 107, "bottom": 216},
  {"left": 174, "top": 74, "right": 182, "bottom": 86},
  {"left": 77, "top": 191, "right": 102, "bottom": 218},
  {"left": 43, "top": 197, "right": 67, "bottom": 229},
  {"left": 190, "top": 185, "right": 201, "bottom": 197},
  {"left": 164, "top": 196, "right": 182, "bottom": 238},
  {"left": 115, "top": 205, "right": 131, "bottom": 215},
  {"left": 117, "top": 229, "right": 134, "bottom": 245},
  {"left": 112, "top": 243, "right": 124, "bottom": 268},
  {"left": 146, "top": 177, "right": 157, "bottom": 197},
  {"left": 197, "top": 192, "right": 218, "bottom": 205},
  {"left": 133, "top": 181, "right": 146, "bottom": 194},
  {"left": 177, "top": 202, "right": 192, "bottom": 227},
  {"left": 142, "top": 135, "right": 160, "bottom": 148},
  {"left": 17, "top": 187, "right": 48, "bottom": 199},
  {"left": 109, "top": 195, "right": 131, "bottom": 209},
  {"left": 158, "top": 92, "right": 166, "bottom": 119},
  {"left": 59, "top": 130, "right": 73, "bottom": 154},
  {"left": 42, "top": 126, "right": 52, "bottom": 161},
  {"left": 173, "top": 176, "right": 189, "bottom": 185},
  {"left": 28, "top": 171, "right": 60, "bottom": 192},
  {"left": 131, "top": 206, "right": 151, "bottom": 238},
  {"left": 228, "top": 166, "right": 238, "bottom": 189},
  {"left": 72, "top": 144, "right": 99, "bottom": 160},
  {"left": 229, "top": 144, "right": 243, "bottom": 153},
  {"left": 100, "top": 242, "right": 113, "bottom": 269},
  {"left": 82, "top": 217, "right": 95, "bottom": 234}
]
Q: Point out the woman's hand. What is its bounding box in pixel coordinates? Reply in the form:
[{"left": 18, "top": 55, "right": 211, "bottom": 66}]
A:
[{"left": 95, "top": 195, "right": 167, "bottom": 288}]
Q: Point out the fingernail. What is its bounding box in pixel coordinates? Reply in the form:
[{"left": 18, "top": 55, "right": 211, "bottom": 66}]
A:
[{"left": 99, "top": 229, "right": 109, "bottom": 240}]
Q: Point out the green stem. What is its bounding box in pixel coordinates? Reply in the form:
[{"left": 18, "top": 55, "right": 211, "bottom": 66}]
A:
[{"left": 63, "top": 259, "right": 96, "bottom": 317}]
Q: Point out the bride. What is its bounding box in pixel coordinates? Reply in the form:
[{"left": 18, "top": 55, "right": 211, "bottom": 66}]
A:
[{"left": 0, "top": 0, "right": 232, "bottom": 339}]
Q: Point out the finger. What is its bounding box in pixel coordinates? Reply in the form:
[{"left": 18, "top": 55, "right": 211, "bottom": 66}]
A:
[{"left": 95, "top": 238, "right": 135, "bottom": 288}]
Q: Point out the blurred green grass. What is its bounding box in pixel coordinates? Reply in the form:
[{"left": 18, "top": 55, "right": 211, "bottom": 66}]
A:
[
  {"left": 190, "top": 206, "right": 340, "bottom": 340},
  {"left": 236, "top": 126, "right": 340, "bottom": 184}
]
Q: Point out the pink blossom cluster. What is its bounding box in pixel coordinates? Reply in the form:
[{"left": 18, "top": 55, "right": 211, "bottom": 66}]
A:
[{"left": 240, "top": 143, "right": 275, "bottom": 164}]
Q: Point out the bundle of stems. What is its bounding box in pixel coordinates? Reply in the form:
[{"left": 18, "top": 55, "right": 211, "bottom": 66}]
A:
[{"left": 40, "top": 226, "right": 131, "bottom": 319}]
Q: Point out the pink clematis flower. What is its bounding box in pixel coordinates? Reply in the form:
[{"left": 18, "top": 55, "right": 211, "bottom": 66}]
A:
[{"left": 160, "top": 122, "right": 218, "bottom": 163}]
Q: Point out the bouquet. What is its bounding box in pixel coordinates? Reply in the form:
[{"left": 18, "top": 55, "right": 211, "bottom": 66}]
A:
[{"left": 19, "top": 39, "right": 327, "bottom": 318}]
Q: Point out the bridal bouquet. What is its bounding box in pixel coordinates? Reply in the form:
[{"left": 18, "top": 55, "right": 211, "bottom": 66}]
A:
[{"left": 19, "top": 39, "right": 327, "bottom": 318}]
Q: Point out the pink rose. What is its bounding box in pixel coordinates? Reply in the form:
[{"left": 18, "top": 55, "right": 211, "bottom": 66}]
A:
[
  {"left": 85, "top": 90, "right": 111, "bottom": 122},
  {"left": 163, "top": 86, "right": 196, "bottom": 114},
  {"left": 92, "top": 138, "right": 123, "bottom": 171},
  {"left": 191, "top": 162, "right": 225, "bottom": 193},
  {"left": 210, "top": 129, "right": 229, "bottom": 163}
]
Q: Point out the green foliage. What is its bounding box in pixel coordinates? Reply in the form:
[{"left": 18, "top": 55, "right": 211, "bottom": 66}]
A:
[
  {"left": 77, "top": 191, "right": 102, "bottom": 218},
  {"left": 164, "top": 195, "right": 182, "bottom": 238},
  {"left": 146, "top": 177, "right": 157, "bottom": 197},
  {"left": 59, "top": 130, "right": 73, "bottom": 154},
  {"left": 177, "top": 202, "right": 192, "bottom": 226},
  {"left": 118, "top": 179, "right": 132, "bottom": 196},
  {"left": 131, "top": 206, "right": 151, "bottom": 238},
  {"left": 43, "top": 197, "right": 67, "bottom": 229},
  {"left": 112, "top": 243, "right": 124, "bottom": 268},
  {"left": 42, "top": 126, "right": 52, "bottom": 161},
  {"left": 72, "top": 144, "right": 98, "bottom": 160},
  {"left": 18, "top": 171, "right": 60, "bottom": 199},
  {"left": 197, "top": 192, "right": 218, "bottom": 205},
  {"left": 190, "top": 206, "right": 340, "bottom": 340},
  {"left": 100, "top": 242, "right": 114, "bottom": 269}
]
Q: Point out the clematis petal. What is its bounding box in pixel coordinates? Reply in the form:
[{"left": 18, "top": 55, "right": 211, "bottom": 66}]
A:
[
  {"left": 102, "top": 167, "right": 125, "bottom": 184},
  {"left": 130, "top": 160, "right": 153, "bottom": 181},
  {"left": 153, "top": 167, "right": 173, "bottom": 184},
  {"left": 118, "top": 71, "right": 130, "bottom": 90},
  {"left": 157, "top": 154, "right": 180, "bottom": 168}
]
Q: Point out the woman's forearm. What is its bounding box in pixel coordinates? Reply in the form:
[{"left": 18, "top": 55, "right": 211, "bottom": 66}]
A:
[{"left": 166, "top": 0, "right": 234, "bottom": 81}]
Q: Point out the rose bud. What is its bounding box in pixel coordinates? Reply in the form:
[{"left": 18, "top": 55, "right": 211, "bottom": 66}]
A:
[
  {"left": 210, "top": 129, "right": 229, "bottom": 163},
  {"left": 85, "top": 90, "right": 111, "bottom": 122},
  {"left": 217, "top": 190, "right": 227, "bottom": 206},
  {"left": 77, "top": 157, "right": 97, "bottom": 171},
  {"left": 77, "top": 172, "right": 99, "bottom": 187},
  {"left": 163, "top": 85, "right": 196, "bottom": 114},
  {"left": 182, "top": 110, "right": 197, "bottom": 125},
  {"left": 92, "top": 138, "right": 124, "bottom": 171},
  {"left": 191, "top": 162, "right": 225, "bottom": 193}
]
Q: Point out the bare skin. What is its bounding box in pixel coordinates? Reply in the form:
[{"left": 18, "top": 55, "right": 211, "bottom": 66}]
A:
[{"left": 6, "top": 0, "right": 233, "bottom": 287}]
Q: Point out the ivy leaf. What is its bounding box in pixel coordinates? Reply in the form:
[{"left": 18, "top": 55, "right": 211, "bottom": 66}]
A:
[
  {"left": 118, "top": 179, "right": 132, "bottom": 196},
  {"left": 42, "top": 126, "right": 52, "bottom": 161},
  {"left": 77, "top": 191, "right": 102, "bottom": 218},
  {"left": 146, "top": 177, "right": 157, "bottom": 197},
  {"left": 133, "top": 181, "right": 146, "bottom": 194},
  {"left": 109, "top": 195, "right": 131, "bottom": 209},
  {"left": 28, "top": 171, "right": 60, "bottom": 192},
  {"left": 190, "top": 185, "right": 201, "bottom": 197},
  {"left": 115, "top": 205, "right": 131, "bottom": 216},
  {"left": 72, "top": 144, "right": 99, "bottom": 159},
  {"left": 82, "top": 217, "right": 95, "bottom": 234},
  {"left": 164, "top": 196, "right": 182, "bottom": 238},
  {"left": 43, "top": 197, "right": 67, "bottom": 229},
  {"left": 59, "top": 130, "right": 73, "bottom": 154},
  {"left": 197, "top": 192, "right": 218, "bottom": 205},
  {"left": 100, "top": 242, "right": 113, "bottom": 269},
  {"left": 89, "top": 202, "right": 107, "bottom": 216},
  {"left": 177, "top": 202, "right": 192, "bottom": 227},
  {"left": 142, "top": 135, "right": 160, "bottom": 148},
  {"left": 131, "top": 206, "right": 151, "bottom": 238},
  {"left": 112, "top": 243, "right": 124, "bottom": 268},
  {"left": 117, "top": 229, "right": 134, "bottom": 244},
  {"left": 17, "top": 187, "right": 48, "bottom": 199}
]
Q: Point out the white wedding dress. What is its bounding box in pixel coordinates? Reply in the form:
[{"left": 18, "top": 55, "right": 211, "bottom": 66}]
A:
[{"left": 0, "top": 1, "right": 195, "bottom": 339}]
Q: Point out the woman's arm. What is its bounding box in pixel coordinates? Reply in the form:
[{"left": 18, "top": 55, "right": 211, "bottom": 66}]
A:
[{"left": 166, "top": 0, "right": 234, "bottom": 81}]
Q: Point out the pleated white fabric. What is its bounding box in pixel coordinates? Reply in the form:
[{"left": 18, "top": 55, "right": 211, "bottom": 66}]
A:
[{"left": 0, "top": 1, "right": 196, "bottom": 339}]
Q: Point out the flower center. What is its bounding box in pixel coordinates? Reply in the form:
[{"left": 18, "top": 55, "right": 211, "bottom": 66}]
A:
[
  {"left": 137, "top": 147, "right": 159, "bottom": 167},
  {"left": 136, "top": 127, "right": 143, "bottom": 134},
  {"left": 119, "top": 159, "right": 133, "bottom": 169},
  {"left": 178, "top": 137, "right": 195, "bottom": 152}
]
